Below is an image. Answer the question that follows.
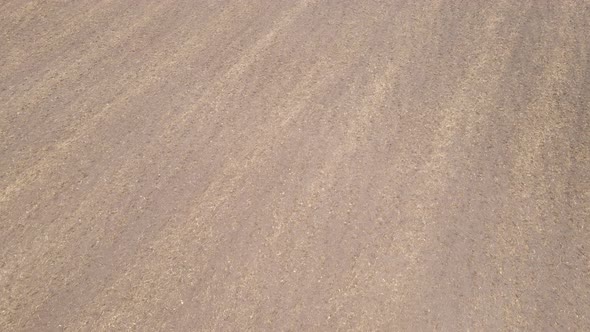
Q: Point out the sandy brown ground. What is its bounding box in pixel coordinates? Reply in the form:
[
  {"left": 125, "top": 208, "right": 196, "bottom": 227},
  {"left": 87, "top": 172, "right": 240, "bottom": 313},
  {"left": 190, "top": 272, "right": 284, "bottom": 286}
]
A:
[{"left": 1, "top": 0, "right": 589, "bottom": 330}]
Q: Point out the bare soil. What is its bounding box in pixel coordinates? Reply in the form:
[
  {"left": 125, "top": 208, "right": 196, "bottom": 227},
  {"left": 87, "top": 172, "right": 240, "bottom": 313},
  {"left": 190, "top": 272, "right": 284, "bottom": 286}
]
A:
[{"left": 1, "top": 1, "right": 589, "bottom": 330}]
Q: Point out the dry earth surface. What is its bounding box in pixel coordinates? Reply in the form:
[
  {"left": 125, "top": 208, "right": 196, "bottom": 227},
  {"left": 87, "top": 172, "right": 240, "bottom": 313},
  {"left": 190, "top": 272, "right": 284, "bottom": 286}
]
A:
[{"left": 1, "top": 0, "right": 589, "bottom": 330}]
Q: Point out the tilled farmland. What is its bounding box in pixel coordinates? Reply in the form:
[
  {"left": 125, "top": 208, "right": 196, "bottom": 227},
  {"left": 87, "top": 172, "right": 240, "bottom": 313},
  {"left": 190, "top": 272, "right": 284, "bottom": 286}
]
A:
[{"left": 1, "top": 1, "right": 589, "bottom": 330}]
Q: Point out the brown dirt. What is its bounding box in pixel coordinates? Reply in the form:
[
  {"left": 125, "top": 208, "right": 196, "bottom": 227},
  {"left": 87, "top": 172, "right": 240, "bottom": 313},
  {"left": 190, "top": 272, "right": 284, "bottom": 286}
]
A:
[{"left": 1, "top": 1, "right": 589, "bottom": 330}]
